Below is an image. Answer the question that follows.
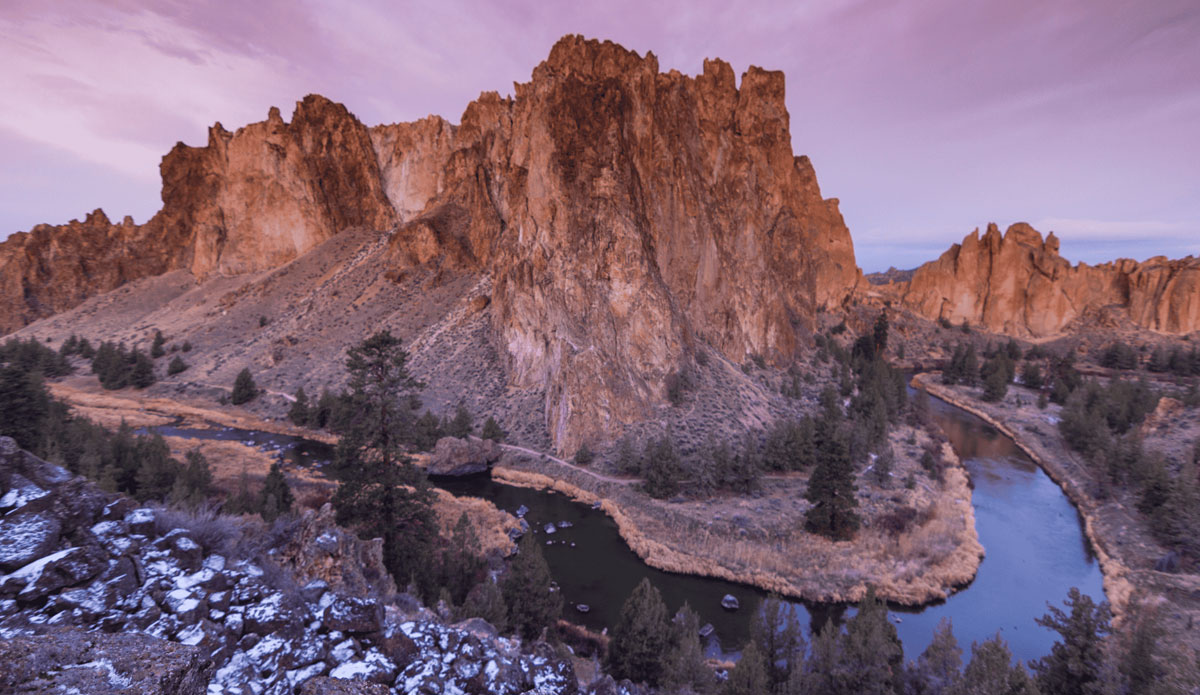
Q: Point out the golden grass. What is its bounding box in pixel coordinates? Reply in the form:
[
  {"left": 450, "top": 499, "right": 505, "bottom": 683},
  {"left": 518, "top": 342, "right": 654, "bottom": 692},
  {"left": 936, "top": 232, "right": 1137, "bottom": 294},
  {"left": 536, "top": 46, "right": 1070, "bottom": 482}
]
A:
[
  {"left": 494, "top": 444, "right": 985, "bottom": 606},
  {"left": 431, "top": 488, "right": 520, "bottom": 557}
]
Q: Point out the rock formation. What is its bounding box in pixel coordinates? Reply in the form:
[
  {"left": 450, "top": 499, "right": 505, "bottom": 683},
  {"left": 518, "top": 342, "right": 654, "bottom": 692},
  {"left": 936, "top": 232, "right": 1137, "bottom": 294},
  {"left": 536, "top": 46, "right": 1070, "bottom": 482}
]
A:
[
  {"left": 892, "top": 222, "right": 1200, "bottom": 337},
  {"left": 0, "top": 36, "right": 862, "bottom": 454},
  {"left": 0, "top": 436, "right": 580, "bottom": 694}
]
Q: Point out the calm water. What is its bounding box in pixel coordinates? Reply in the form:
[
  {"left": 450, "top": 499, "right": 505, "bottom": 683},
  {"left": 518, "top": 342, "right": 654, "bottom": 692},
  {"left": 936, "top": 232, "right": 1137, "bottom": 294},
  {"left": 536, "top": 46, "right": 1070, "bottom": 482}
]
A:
[{"left": 150, "top": 391, "right": 1104, "bottom": 663}]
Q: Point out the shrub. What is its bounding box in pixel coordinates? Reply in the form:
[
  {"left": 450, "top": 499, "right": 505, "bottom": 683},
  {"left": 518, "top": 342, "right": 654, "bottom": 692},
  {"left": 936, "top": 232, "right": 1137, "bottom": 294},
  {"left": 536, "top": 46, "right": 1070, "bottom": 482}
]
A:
[
  {"left": 231, "top": 368, "right": 258, "bottom": 405},
  {"left": 168, "top": 355, "right": 188, "bottom": 376},
  {"left": 574, "top": 443, "right": 595, "bottom": 466}
]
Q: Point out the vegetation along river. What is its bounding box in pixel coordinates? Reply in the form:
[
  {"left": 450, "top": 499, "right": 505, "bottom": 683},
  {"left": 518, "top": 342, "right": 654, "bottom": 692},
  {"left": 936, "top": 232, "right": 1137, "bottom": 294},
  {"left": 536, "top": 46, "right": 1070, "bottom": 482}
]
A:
[{"left": 148, "top": 390, "right": 1104, "bottom": 663}]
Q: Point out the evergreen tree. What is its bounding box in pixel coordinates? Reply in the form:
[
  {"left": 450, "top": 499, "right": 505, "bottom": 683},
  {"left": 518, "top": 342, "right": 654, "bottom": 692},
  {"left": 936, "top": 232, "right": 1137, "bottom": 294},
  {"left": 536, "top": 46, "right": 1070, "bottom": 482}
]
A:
[
  {"left": 133, "top": 434, "right": 176, "bottom": 501},
  {"left": 642, "top": 435, "right": 684, "bottom": 499},
  {"left": 223, "top": 465, "right": 260, "bottom": 516},
  {"left": 259, "top": 462, "right": 294, "bottom": 521},
  {"left": 501, "top": 533, "right": 561, "bottom": 640},
  {"left": 169, "top": 449, "right": 213, "bottom": 508},
  {"left": 129, "top": 349, "right": 156, "bottom": 389},
  {"left": 839, "top": 588, "right": 904, "bottom": 695},
  {"left": 574, "top": 443, "right": 595, "bottom": 466},
  {"left": 662, "top": 602, "right": 711, "bottom": 694},
  {"left": 1032, "top": 587, "right": 1111, "bottom": 695},
  {"left": 805, "top": 418, "right": 860, "bottom": 540},
  {"left": 446, "top": 402, "right": 474, "bottom": 438},
  {"left": 874, "top": 311, "right": 890, "bottom": 354},
  {"left": 151, "top": 330, "right": 166, "bottom": 358},
  {"left": 982, "top": 362, "right": 1009, "bottom": 402},
  {"left": 288, "top": 387, "right": 311, "bottom": 426},
  {"left": 615, "top": 436, "right": 641, "bottom": 476},
  {"left": 608, "top": 578, "right": 672, "bottom": 685},
  {"left": 912, "top": 618, "right": 962, "bottom": 695},
  {"left": 412, "top": 410, "right": 443, "bottom": 450},
  {"left": 1020, "top": 362, "right": 1044, "bottom": 390},
  {"left": 168, "top": 355, "right": 188, "bottom": 375},
  {"left": 460, "top": 580, "right": 507, "bottom": 631},
  {"left": 231, "top": 368, "right": 258, "bottom": 405},
  {"left": 311, "top": 388, "right": 335, "bottom": 428},
  {"left": 949, "top": 636, "right": 1038, "bottom": 695},
  {"left": 331, "top": 331, "right": 436, "bottom": 590},
  {"left": 481, "top": 415, "right": 506, "bottom": 442},
  {"left": 722, "top": 640, "right": 769, "bottom": 695},
  {"left": 0, "top": 365, "right": 49, "bottom": 451},
  {"left": 440, "top": 512, "right": 486, "bottom": 605},
  {"left": 751, "top": 596, "right": 805, "bottom": 690},
  {"left": 798, "top": 620, "right": 843, "bottom": 695}
]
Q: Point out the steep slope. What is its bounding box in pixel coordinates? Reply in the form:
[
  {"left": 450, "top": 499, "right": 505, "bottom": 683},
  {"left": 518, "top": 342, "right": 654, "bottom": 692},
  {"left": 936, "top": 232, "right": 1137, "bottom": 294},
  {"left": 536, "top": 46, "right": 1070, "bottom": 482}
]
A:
[
  {"left": 0, "top": 95, "right": 393, "bottom": 335},
  {"left": 3, "top": 36, "right": 861, "bottom": 453},
  {"left": 892, "top": 222, "right": 1200, "bottom": 337}
]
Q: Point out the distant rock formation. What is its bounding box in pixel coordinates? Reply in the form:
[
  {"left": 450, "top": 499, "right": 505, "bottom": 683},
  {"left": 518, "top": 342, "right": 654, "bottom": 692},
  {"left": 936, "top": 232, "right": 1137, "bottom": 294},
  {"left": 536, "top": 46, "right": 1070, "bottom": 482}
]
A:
[
  {"left": 891, "top": 222, "right": 1200, "bottom": 337},
  {"left": 0, "top": 36, "right": 861, "bottom": 454}
]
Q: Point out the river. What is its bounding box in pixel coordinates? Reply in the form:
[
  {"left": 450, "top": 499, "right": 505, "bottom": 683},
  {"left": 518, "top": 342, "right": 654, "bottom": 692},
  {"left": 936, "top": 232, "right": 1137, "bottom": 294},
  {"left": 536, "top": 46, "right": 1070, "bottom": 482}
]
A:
[{"left": 146, "top": 390, "right": 1104, "bottom": 663}]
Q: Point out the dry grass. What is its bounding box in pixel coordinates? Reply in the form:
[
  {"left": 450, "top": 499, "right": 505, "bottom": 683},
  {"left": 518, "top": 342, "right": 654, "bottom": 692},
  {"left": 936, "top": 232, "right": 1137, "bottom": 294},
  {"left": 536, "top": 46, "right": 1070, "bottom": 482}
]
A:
[
  {"left": 430, "top": 488, "right": 520, "bottom": 558},
  {"left": 494, "top": 430, "right": 984, "bottom": 605}
]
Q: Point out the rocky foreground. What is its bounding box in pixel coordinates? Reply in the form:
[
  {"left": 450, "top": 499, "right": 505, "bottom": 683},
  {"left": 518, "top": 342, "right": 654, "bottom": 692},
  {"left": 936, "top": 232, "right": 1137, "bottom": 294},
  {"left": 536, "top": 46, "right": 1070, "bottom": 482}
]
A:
[{"left": 0, "top": 436, "right": 613, "bottom": 694}]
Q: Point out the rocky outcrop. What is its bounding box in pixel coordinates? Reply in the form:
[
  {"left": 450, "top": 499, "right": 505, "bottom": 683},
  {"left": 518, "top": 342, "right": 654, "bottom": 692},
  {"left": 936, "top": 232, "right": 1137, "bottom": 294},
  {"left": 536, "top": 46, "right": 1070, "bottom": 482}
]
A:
[
  {"left": 0, "top": 436, "right": 581, "bottom": 694},
  {"left": 893, "top": 222, "right": 1200, "bottom": 337},
  {"left": 2, "top": 36, "right": 862, "bottom": 454},
  {"left": 0, "top": 96, "right": 394, "bottom": 335},
  {"left": 377, "top": 36, "right": 861, "bottom": 452},
  {"left": 426, "top": 436, "right": 502, "bottom": 476}
]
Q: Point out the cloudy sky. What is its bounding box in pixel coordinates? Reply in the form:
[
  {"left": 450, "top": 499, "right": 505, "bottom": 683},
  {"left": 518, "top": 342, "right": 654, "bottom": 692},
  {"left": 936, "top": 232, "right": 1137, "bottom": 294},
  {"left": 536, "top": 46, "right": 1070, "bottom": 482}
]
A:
[{"left": 2, "top": 0, "right": 1197, "bottom": 271}]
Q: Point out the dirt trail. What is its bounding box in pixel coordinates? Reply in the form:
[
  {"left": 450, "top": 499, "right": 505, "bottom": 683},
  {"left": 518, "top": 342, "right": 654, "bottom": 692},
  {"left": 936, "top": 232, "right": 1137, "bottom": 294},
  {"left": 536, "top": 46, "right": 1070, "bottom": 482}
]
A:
[{"left": 498, "top": 443, "right": 637, "bottom": 485}]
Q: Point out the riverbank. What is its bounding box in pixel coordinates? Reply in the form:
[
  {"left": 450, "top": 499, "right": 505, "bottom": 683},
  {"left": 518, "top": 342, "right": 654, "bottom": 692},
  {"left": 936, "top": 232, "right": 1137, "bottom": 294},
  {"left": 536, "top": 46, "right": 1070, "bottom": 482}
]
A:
[
  {"left": 494, "top": 421, "right": 984, "bottom": 606},
  {"left": 912, "top": 373, "right": 1200, "bottom": 639}
]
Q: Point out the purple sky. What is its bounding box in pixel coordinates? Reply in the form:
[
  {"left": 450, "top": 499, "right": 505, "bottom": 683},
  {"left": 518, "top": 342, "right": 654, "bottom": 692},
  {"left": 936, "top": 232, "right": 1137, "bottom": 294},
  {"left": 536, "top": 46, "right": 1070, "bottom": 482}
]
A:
[{"left": 2, "top": 0, "right": 1197, "bottom": 271}]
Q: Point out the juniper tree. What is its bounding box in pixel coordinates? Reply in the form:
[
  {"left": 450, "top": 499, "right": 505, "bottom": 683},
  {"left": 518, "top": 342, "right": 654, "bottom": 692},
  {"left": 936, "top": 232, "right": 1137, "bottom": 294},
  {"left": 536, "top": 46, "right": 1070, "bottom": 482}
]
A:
[
  {"left": 446, "top": 402, "right": 474, "bottom": 438},
  {"left": 501, "top": 533, "right": 561, "bottom": 640},
  {"left": 912, "top": 618, "right": 962, "bottom": 695},
  {"left": 573, "top": 442, "right": 595, "bottom": 466},
  {"left": 608, "top": 578, "right": 672, "bottom": 685},
  {"left": 151, "top": 330, "right": 166, "bottom": 358},
  {"left": 661, "top": 602, "right": 711, "bottom": 693},
  {"left": 722, "top": 640, "right": 769, "bottom": 695},
  {"left": 751, "top": 596, "right": 805, "bottom": 690},
  {"left": 460, "top": 579, "right": 508, "bottom": 631},
  {"left": 169, "top": 450, "right": 213, "bottom": 508},
  {"left": 950, "top": 635, "right": 1037, "bottom": 695},
  {"left": 838, "top": 588, "right": 904, "bottom": 695},
  {"left": 805, "top": 418, "right": 859, "bottom": 540},
  {"left": 288, "top": 387, "right": 310, "bottom": 426},
  {"left": 642, "top": 435, "right": 683, "bottom": 499},
  {"left": 259, "top": 462, "right": 294, "bottom": 521},
  {"left": 231, "top": 368, "right": 257, "bottom": 405},
  {"left": 168, "top": 355, "right": 188, "bottom": 376},
  {"left": 439, "top": 512, "right": 486, "bottom": 605},
  {"left": 481, "top": 416, "right": 505, "bottom": 442},
  {"left": 129, "top": 349, "right": 156, "bottom": 389},
  {"left": 1032, "top": 587, "right": 1111, "bottom": 695}
]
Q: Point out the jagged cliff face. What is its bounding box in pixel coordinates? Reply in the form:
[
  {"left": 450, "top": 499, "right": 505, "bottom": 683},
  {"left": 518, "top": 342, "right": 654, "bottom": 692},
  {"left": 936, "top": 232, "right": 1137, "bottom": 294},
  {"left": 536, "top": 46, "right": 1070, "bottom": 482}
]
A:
[
  {"left": 0, "top": 96, "right": 394, "bottom": 334},
  {"left": 0, "top": 36, "right": 861, "bottom": 453},
  {"left": 377, "top": 37, "right": 861, "bottom": 450},
  {"left": 895, "top": 222, "right": 1200, "bottom": 337}
]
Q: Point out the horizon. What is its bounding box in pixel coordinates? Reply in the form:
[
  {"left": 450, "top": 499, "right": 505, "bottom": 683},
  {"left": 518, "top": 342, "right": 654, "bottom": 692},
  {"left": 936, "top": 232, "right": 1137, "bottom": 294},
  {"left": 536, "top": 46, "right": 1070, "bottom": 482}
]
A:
[{"left": 2, "top": 0, "right": 1198, "bottom": 272}]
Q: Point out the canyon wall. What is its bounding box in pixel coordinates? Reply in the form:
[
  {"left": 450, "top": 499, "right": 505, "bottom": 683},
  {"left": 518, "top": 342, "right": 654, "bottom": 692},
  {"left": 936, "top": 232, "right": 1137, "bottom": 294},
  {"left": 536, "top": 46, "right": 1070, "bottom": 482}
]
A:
[
  {"left": 0, "top": 36, "right": 862, "bottom": 453},
  {"left": 894, "top": 222, "right": 1200, "bottom": 337}
]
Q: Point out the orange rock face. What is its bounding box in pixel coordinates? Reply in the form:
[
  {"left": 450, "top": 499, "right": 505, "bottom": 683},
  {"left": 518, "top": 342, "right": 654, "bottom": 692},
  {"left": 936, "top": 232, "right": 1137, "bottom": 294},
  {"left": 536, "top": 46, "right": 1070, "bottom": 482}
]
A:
[
  {"left": 896, "top": 222, "right": 1200, "bottom": 337},
  {"left": 375, "top": 37, "right": 861, "bottom": 450},
  {"left": 0, "top": 36, "right": 861, "bottom": 453}
]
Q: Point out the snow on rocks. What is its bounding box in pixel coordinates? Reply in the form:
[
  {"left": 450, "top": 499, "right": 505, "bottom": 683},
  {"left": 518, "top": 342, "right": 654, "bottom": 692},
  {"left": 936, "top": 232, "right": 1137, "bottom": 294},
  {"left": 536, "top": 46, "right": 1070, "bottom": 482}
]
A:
[{"left": 0, "top": 436, "right": 582, "bottom": 694}]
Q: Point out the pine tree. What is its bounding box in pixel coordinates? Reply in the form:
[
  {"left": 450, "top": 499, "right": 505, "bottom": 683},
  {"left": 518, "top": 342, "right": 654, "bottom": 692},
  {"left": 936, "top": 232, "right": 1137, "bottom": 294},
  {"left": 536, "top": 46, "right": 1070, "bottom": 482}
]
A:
[
  {"left": 151, "top": 330, "right": 166, "bottom": 358},
  {"left": 874, "top": 311, "right": 890, "bottom": 354},
  {"left": 1032, "top": 587, "right": 1111, "bottom": 695},
  {"left": 169, "top": 449, "right": 213, "bottom": 508},
  {"left": 949, "top": 635, "right": 1037, "bottom": 695},
  {"left": 133, "top": 434, "right": 176, "bottom": 501},
  {"left": 446, "top": 402, "right": 474, "bottom": 438},
  {"left": 661, "top": 602, "right": 711, "bottom": 693},
  {"left": 259, "top": 462, "right": 294, "bottom": 521},
  {"left": 130, "top": 350, "right": 156, "bottom": 389},
  {"left": 751, "top": 596, "right": 805, "bottom": 690},
  {"left": 913, "top": 618, "right": 962, "bottom": 695},
  {"left": 168, "top": 355, "right": 188, "bottom": 375},
  {"left": 223, "top": 465, "right": 260, "bottom": 516},
  {"left": 440, "top": 512, "right": 486, "bottom": 605},
  {"left": 723, "top": 640, "right": 769, "bottom": 695},
  {"left": 0, "top": 365, "right": 49, "bottom": 451},
  {"left": 331, "top": 331, "right": 436, "bottom": 590},
  {"left": 573, "top": 443, "right": 595, "bottom": 466},
  {"left": 501, "top": 533, "right": 561, "bottom": 640},
  {"left": 481, "top": 416, "right": 505, "bottom": 442},
  {"left": 460, "top": 580, "right": 508, "bottom": 631},
  {"left": 805, "top": 418, "right": 860, "bottom": 540},
  {"left": 838, "top": 587, "right": 904, "bottom": 695},
  {"left": 607, "top": 578, "right": 672, "bottom": 685},
  {"left": 412, "top": 410, "right": 443, "bottom": 450},
  {"left": 231, "top": 368, "right": 257, "bottom": 405},
  {"left": 615, "top": 436, "right": 641, "bottom": 476},
  {"left": 288, "top": 387, "right": 310, "bottom": 426}
]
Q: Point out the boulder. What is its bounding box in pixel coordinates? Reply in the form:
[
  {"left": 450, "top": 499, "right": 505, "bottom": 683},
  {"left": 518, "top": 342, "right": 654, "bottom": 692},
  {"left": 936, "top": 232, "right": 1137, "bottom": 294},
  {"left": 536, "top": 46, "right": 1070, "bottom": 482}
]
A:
[
  {"left": 298, "top": 676, "right": 391, "bottom": 695},
  {"left": 426, "top": 436, "right": 502, "bottom": 476},
  {"left": 0, "top": 626, "right": 212, "bottom": 694},
  {"left": 0, "top": 511, "right": 61, "bottom": 571},
  {"left": 2, "top": 545, "right": 108, "bottom": 602},
  {"left": 322, "top": 595, "right": 384, "bottom": 633}
]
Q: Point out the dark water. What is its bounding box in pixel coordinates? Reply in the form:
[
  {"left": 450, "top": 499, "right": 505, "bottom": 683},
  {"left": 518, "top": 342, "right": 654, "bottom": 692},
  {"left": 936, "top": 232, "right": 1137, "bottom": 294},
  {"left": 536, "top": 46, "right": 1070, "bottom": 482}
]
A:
[{"left": 149, "top": 392, "right": 1103, "bottom": 663}]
